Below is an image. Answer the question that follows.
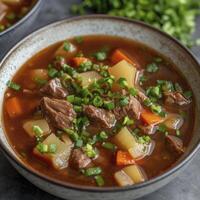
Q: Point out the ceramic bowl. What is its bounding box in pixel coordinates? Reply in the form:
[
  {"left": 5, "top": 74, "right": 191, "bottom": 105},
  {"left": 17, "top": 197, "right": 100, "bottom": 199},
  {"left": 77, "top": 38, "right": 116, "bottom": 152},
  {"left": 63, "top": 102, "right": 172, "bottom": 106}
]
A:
[
  {"left": 0, "top": 15, "right": 200, "bottom": 200},
  {"left": 0, "top": 0, "right": 43, "bottom": 60}
]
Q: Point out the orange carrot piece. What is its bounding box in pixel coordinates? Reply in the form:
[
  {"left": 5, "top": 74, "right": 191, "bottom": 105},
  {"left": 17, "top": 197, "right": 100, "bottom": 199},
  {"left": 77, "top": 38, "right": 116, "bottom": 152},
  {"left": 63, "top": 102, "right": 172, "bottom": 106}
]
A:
[
  {"left": 141, "top": 109, "right": 163, "bottom": 125},
  {"left": 116, "top": 150, "right": 135, "bottom": 166},
  {"left": 6, "top": 97, "right": 22, "bottom": 118},
  {"left": 71, "top": 57, "right": 89, "bottom": 67},
  {"left": 111, "top": 49, "right": 139, "bottom": 68}
]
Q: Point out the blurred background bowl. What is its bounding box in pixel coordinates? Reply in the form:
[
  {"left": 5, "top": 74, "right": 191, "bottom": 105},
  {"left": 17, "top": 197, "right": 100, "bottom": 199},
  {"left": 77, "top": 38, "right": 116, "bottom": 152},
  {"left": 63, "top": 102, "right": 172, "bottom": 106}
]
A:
[{"left": 0, "top": 0, "right": 43, "bottom": 60}]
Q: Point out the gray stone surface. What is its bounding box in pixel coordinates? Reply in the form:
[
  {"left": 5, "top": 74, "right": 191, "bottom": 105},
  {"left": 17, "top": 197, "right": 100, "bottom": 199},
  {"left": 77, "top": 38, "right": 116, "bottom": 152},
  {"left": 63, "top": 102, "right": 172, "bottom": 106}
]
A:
[{"left": 0, "top": 0, "right": 199, "bottom": 199}]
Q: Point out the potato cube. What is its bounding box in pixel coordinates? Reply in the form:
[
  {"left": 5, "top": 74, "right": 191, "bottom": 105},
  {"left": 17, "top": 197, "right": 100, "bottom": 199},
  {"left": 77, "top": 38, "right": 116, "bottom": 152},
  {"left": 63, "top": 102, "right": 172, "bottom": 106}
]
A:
[
  {"left": 34, "top": 134, "right": 73, "bottom": 169},
  {"left": 114, "top": 170, "right": 134, "bottom": 186},
  {"left": 23, "top": 119, "right": 50, "bottom": 137}
]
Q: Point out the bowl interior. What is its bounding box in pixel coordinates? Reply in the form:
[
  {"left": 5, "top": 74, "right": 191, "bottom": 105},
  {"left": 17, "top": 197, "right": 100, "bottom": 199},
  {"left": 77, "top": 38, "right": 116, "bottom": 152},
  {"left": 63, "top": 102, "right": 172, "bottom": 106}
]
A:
[{"left": 0, "top": 15, "right": 200, "bottom": 189}]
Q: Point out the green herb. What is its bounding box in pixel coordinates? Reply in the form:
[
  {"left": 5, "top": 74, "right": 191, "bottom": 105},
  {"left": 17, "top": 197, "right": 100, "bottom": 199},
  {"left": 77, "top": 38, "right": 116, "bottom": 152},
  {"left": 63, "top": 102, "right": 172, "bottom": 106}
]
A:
[
  {"left": 32, "top": 125, "right": 44, "bottom": 137},
  {"left": 71, "top": 1, "right": 200, "bottom": 47},
  {"left": 74, "top": 105, "right": 83, "bottom": 112},
  {"left": 83, "top": 144, "right": 97, "bottom": 158},
  {"left": 139, "top": 75, "right": 147, "bottom": 85},
  {"left": 63, "top": 41, "right": 73, "bottom": 51},
  {"left": 34, "top": 77, "right": 47, "bottom": 86},
  {"left": 48, "top": 68, "right": 58, "bottom": 78},
  {"left": 119, "top": 96, "right": 129, "bottom": 106},
  {"left": 93, "top": 96, "right": 103, "bottom": 107},
  {"left": 117, "top": 77, "right": 128, "bottom": 88},
  {"left": 75, "top": 36, "right": 84, "bottom": 44},
  {"left": 49, "top": 144, "right": 57, "bottom": 153},
  {"left": 176, "top": 130, "right": 181, "bottom": 136},
  {"left": 174, "top": 83, "right": 183, "bottom": 93},
  {"left": 146, "top": 63, "right": 159, "bottom": 73},
  {"left": 93, "top": 51, "right": 107, "bottom": 61},
  {"left": 78, "top": 61, "right": 93, "bottom": 72},
  {"left": 82, "top": 167, "right": 102, "bottom": 176},
  {"left": 75, "top": 139, "right": 84, "bottom": 147},
  {"left": 102, "top": 142, "right": 116, "bottom": 151},
  {"left": 99, "top": 131, "right": 108, "bottom": 140},
  {"left": 67, "top": 95, "right": 75, "bottom": 103},
  {"left": 146, "top": 86, "right": 162, "bottom": 99},
  {"left": 103, "top": 101, "right": 115, "bottom": 110},
  {"left": 158, "top": 124, "right": 167, "bottom": 133},
  {"left": 94, "top": 175, "right": 105, "bottom": 186},
  {"left": 143, "top": 98, "right": 153, "bottom": 107},
  {"left": 138, "top": 135, "right": 151, "bottom": 144},
  {"left": 36, "top": 143, "right": 48, "bottom": 153},
  {"left": 122, "top": 116, "right": 134, "bottom": 126},
  {"left": 6, "top": 80, "right": 21, "bottom": 91},
  {"left": 129, "top": 87, "right": 138, "bottom": 97}
]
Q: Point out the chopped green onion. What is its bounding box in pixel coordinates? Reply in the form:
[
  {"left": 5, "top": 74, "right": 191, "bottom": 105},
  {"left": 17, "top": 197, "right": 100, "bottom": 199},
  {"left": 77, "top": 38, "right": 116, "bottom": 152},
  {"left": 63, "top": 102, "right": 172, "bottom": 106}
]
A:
[
  {"left": 6, "top": 80, "right": 21, "bottom": 91},
  {"left": 74, "top": 105, "right": 83, "bottom": 112},
  {"left": 184, "top": 91, "right": 192, "bottom": 99},
  {"left": 67, "top": 95, "right": 75, "bottom": 103},
  {"left": 49, "top": 144, "right": 57, "bottom": 153},
  {"left": 99, "top": 131, "right": 108, "bottom": 140},
  {"left": 93, "top": 51, "right": 107, "bottom": 61},
  {"left": 103, "top": 101, "right": 115, "bottom": 110},
  {"left": 32, "top": 125, "right": 44, "bottom": 137},
  {"left": 34, "top": 77, "right": 47, "bottom": 86},
  {"left": 48, "top": 68, "right": 58, "bottom": 78},
  {"left": 119, "top": 96, "right": 129, "bottom": 106},
  {"left": 94, "top": 175, "right": 105, "bottom": 186},
  {"left": 138, "top": 135, "right": 151, "bottom": 144},
  {"left": 174, "top": 83, "right": 183, "bottom": 93},
  {"left": 102, "top": 142, "right": 116, "bottom": 151},
  {"left": 158, "top": 124, "right": 167, "bottom": 133},
  {"left": 146, "top": 63, "right": 159, "bottom": 73},
  {"left": 36, "top": 143, "right": 48, "bottom": 153},
  {"left": 93, "top": 96, "right": 103, "bottom": 107},
  {"left": 129, "top": 87, "right": 138, "bottom": 97},
  {"left": 63, "top": 41, "right": 73, "bottom": 51},
  {"left": 82, "top": 167, "right": 102, "bottom": 176},
  {"left": 176, "top": 130, "right": 181, "bottom": 136},
  {"left": 83, "top": 144, "right": 97, "bottom": 158},
  {"left": 78, "top": 61, "right": 93, "bottom": 72},
  {"left": 75, "top": 139, "right": 84, "bottom": 147},
  {"left": 122, "top": 116, "right": 134, "bottom": 126},
  {"left": 139, "top": 75, "right": 147, "bottom": 85},
  {"left": 117, "top": 77, "right": 128, "bottom": 88}
]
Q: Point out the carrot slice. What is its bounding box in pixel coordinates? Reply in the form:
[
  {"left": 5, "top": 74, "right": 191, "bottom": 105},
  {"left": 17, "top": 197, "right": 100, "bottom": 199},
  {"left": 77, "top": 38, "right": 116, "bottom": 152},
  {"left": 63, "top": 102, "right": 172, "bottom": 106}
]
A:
[
  {"left": 111, "top": 49, "right": 139, "bottom": 68},
  {"left": 116, "top": 150, "right": 135, "bottom": 166},
  {"left": 71, "top": 57, "right": 90, "bottom": 67},
  {"left": 141, "top": 109, "right": 163, "bottom": 125},
  {"left": 6, "top": 97, "right": 22, "bottom": 118}
]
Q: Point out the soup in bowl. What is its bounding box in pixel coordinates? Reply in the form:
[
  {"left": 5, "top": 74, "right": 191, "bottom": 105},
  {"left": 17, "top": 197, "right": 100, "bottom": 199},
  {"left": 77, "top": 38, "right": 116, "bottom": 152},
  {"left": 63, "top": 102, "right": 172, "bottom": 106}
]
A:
[{"left": 0, "top": 16, "right": 200, "bottom": 200}]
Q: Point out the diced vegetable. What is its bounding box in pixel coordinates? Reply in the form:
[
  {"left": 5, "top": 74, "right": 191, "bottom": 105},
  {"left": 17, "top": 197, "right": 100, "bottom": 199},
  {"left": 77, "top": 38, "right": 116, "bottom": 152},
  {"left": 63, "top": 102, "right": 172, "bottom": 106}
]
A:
[
  {"left": 30, "top": 69, "right": 48, "bottom": 86},
  {"left": 23, "top": 119, "right": 50, "bottom": 137},
  {"left": 79, "top": 71, "right": 102, "bottom": 88},
  {"left": 54, "top": 41, "right": 76, "bottom": 58},
  {"left": 113, "top": 127, "right": 147, "bottom": 160},
  {"left": 141, "top": 109, "right": 164, "bottom": 125},
  {"left": 123, "top": 165, "right": 146, "bottom": 183},
  {"left": 111, "top": 49, "right": 139, "bottom": 68},
  {"left": 71, "top": 57, "right": 90, "bottom": 67},
  {"left": 82, "top": 167, "right": 102, "bottom": 176},
  {"left": 108, "top": 60, "right": 137, "bottom": 90},
  {"left": 116, "top": 151, "right": 135, "bottom": 166},
  {"left": 5, "top": 97, "right": 22, "bottom": 118},
  {"left": 94, "top": 175, "right": 105, "bottom": 186},
  {"left": 6, "top": 80, "right": 21, "bottom": 91},
  {"left": 114, "top": 170, "right": 134, "bottom": 186},
  {"left": 163, "top": 114, "right": 184, "bottom": 130},
  {"left": 33, "top": 134, "right": 73, "bottom": 169}
]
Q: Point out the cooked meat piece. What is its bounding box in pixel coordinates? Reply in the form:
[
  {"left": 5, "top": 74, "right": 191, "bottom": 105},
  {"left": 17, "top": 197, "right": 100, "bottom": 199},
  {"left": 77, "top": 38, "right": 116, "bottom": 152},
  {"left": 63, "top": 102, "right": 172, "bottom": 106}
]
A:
[
  {"left": 40, "top": 78, "right": 68, "bottom": 99},
  {"left": 140, "top": 124, "right": 157, "bottom": 135},
  {"left": 40, "top": 97, "right": 76, "bottom": 130},
  {"left": 70, "top": 149, "right": 92, "bottom": 169},
  {"left": 165, "top": 92, "right": 190, "bottom": 106},
  {"left": 0, "top": 2, "right": 8, "bottom": 21},
  {"left": 137, "top": 90, "right": 148, "bottom": 102},
  {"left": 113, "top": 96, "right": 142, "bottom": 120},
  {"left": 83, "top": 105, "right": 116, "bottom": 129},
  {"left": 166, "top": 135, "right": 184, "bottom": 154}
]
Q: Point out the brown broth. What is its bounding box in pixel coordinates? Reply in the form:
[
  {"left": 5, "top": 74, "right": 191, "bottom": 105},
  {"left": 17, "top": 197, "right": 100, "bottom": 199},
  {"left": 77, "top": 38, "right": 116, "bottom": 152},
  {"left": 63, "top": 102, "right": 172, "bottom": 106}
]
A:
[{"left": 3, "top": 35, "right": 195, "bottom": 187}]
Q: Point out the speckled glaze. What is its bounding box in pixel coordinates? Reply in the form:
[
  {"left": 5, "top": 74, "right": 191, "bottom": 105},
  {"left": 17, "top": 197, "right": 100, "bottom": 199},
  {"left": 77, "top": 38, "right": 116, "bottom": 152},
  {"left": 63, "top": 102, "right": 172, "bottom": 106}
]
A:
[
  {"left": 0, "top": 0, "right": 43, "bottom": 61},
  {"left": 0, "top": 16, "right": 200, "bottom": 200}
]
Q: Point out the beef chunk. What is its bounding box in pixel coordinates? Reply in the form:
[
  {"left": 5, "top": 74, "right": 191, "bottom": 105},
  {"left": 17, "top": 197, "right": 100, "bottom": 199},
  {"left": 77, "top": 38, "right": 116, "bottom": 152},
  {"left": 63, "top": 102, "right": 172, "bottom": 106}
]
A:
[
  {"left": 40, "top": 78, "right": 68, "bottom": 99},
  {"left": 40, "top": 97, "right": 76, "bottom": 130},
  {"left": 113, "top": 96, "right": 142, "bottom": 120},
  {"left": 140, "top": 124, "right": 157, "bottom": 135},
  {"left": 53, "top": 57, "right": 66, "bottom": 69},
  {"left": 83, "top": 105, "right": 116, "bottom": 129},
  {"left": 165, "top": 92, "right": 190, "bottom": 106},
  {"left": 70, "top": 149, "right": 91, "bottom": 169},
  {"left": 166, "top": 135, "right": 184, "bottom": 155}
]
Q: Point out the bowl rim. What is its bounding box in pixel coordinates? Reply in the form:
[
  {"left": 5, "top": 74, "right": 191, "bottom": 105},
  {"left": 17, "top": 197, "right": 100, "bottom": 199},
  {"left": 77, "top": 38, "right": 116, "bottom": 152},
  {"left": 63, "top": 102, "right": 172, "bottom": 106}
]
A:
[
  {"left": 0, "top": 14, "right": 200, "bottom": 192},
  {"left": 0, "top": 0, "right": 42, "bottom": 37}
]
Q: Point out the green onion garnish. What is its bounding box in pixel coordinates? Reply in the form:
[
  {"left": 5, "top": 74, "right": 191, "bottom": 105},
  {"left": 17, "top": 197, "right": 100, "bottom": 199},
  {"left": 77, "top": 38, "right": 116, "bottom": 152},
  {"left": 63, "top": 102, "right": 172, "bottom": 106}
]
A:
[{"left": 6, "top": 80, "right": 21, "bottom": 91}]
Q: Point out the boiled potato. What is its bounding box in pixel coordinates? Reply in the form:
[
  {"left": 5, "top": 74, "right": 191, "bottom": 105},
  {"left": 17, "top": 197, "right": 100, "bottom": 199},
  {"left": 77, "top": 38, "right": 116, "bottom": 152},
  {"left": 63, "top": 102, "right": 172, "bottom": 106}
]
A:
[
  {"left": 108, "top": 60, "right": 137, "bottom": 90},
  {"left": 79, "top": 71, "right": 102, "bottom": 88},
  {"left": 34, "top": 134, "right": 73, "bottom": 169},
  {"left": 30, "top": 69, "right": 48, "bottom": 81},
  {"left": 123, "top": 165, "right": 146, "bottom": 184},
  {"left": 114, "top": 170, "right": 134, "bottom": 186},
  {"left": 23, "top": 119, "right": 50, "bottom": 137}
]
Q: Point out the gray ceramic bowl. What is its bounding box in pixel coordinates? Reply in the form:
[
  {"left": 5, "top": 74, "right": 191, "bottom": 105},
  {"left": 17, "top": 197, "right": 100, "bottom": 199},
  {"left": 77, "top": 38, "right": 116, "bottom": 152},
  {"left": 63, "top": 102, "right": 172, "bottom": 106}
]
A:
[
  {"left": 0, "top": 15, "right": 200, "bottom": 200},
  {"left": 0, "top": 0, "right": 43, "bottom": 60}
]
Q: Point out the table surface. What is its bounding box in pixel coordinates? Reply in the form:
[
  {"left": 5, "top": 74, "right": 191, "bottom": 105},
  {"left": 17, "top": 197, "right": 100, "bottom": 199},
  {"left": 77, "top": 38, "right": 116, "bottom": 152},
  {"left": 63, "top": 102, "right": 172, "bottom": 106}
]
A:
[{"left": 0, "top": 1, "right": 200, "bottom": 199}]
